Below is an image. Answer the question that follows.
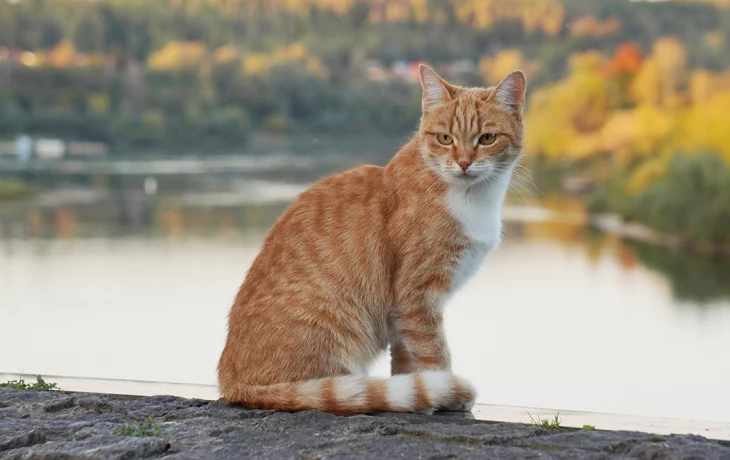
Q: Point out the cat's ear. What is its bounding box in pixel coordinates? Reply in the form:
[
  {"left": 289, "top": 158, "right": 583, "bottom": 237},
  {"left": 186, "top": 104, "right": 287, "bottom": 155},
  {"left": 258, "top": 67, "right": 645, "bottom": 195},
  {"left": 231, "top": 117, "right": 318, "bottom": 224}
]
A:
[
  {"left": 419, "top": 64, "right": 455, "bottom": 112},
  {"left": 493, "top": 71, "right": 526, "bottom": 117}
]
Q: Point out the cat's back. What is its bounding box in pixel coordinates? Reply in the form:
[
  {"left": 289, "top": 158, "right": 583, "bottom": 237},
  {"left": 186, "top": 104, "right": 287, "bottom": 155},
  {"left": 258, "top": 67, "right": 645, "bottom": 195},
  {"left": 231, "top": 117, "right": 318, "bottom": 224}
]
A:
[
  {"left": 299, "top": 163, "right": 388, "bottom": 209},
  {"left": 278, "top": 163, "right": 390, "bottom": 236},
  {"left": 236, "top": 163, "right": 394, "bottom": 308}
]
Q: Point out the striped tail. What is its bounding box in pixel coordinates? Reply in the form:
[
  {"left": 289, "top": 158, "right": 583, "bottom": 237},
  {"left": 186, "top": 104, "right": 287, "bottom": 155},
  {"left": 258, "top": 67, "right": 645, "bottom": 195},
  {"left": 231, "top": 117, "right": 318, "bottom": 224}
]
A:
[{"left": 222, "top": 371, "right": 476, "bottom": 414}]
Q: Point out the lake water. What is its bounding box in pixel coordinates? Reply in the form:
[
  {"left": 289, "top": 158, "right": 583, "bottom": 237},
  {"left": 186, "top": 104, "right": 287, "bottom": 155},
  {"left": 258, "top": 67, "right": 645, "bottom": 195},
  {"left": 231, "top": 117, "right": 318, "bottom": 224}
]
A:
[{"left": 2, "top": 142, "right": 729, "bottom": 424}]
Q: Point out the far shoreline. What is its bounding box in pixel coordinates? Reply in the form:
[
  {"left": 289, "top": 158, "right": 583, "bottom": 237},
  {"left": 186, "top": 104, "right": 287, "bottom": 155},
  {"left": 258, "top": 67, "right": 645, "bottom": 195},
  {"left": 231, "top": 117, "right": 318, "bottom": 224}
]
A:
[{"left": 501, "top": 204, "right": 730, "bottom": 257}]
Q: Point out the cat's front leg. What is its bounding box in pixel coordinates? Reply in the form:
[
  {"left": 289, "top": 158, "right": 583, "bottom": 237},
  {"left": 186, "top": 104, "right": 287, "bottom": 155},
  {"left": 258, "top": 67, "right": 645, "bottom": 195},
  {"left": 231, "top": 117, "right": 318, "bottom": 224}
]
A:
[
  {"left": 392, "top": 293, "right": 475, "bottom": 412},
  {"left": 392, "top": 293, "right": 451, "bottom": 371}
]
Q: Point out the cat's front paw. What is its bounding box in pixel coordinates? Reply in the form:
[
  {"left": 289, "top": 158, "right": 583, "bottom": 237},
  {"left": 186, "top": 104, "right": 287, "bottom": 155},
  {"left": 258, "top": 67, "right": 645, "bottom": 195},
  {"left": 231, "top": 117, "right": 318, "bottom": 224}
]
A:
[{"left": 439, "top": 400, "right": 475, "bottom": 412}]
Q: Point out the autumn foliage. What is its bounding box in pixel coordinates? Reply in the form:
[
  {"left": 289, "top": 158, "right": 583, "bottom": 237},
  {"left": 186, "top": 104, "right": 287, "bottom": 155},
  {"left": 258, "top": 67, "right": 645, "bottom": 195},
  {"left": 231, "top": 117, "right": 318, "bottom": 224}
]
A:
[{"left": 526, "top": 37, "right": 730, "bottom": 168}]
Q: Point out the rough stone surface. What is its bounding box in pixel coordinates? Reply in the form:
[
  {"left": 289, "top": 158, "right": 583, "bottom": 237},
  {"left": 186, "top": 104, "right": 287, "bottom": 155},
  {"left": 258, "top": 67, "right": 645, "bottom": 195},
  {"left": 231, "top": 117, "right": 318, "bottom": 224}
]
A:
[{"left": 1, "top": 388, "right": 729, "bottom": 459}]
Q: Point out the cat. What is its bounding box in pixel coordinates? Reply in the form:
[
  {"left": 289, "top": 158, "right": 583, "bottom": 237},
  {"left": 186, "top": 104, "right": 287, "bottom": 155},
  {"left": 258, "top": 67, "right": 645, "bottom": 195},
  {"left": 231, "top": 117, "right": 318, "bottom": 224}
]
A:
[{"left": 218, "top": 64, "right": 525, "bottom": 414}]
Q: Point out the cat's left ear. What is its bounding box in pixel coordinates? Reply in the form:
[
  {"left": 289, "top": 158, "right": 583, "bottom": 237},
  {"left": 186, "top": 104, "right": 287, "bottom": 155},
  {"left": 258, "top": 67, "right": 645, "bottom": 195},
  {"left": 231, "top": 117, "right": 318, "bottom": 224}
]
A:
[{"left": 493, "top": 71, "right": 526, "bottom": 118}]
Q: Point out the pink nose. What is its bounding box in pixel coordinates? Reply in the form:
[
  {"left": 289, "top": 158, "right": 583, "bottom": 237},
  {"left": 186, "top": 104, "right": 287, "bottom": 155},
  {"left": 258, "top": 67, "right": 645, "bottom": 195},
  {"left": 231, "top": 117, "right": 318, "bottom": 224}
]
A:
[{"left": 457, "top": 160, "right": 471, "bottom": 172}]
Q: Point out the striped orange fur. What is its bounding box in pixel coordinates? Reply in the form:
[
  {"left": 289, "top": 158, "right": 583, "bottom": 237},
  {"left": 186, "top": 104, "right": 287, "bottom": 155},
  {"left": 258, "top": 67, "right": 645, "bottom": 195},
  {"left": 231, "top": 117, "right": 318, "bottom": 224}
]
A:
[{"left": 218, "top": 65, "right": 526, "bottom": 414}]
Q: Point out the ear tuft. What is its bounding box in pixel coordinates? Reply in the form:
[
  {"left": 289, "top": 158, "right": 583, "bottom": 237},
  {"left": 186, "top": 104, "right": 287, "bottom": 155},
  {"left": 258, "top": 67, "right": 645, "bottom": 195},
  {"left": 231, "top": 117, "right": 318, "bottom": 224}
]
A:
[
  {"left": 493, "top": 71, "right": 526, "bottom": 116},
  {"left": 419, "top": 65, "right": 453, "bottom": 113}
]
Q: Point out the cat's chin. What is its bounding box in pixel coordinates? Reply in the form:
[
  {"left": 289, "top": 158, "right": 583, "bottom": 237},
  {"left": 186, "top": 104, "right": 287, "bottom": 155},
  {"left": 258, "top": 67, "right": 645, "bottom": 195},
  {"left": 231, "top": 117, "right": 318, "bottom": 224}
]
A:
[{"left": 442, "top": 173, "right": 490, "bottom": 189}]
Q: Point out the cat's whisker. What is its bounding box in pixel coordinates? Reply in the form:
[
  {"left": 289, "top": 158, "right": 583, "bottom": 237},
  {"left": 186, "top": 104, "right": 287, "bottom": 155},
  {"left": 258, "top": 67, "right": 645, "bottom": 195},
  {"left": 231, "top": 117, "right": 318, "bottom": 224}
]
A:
[
  {"left": 513, "top": 162, "right": 544, "bottom": 198},
  {"left": 509, "top": 173, "right": 537, "bottom": 202},
  {"left": 508, "top": 181, "right": 532, "bottom": 203}
]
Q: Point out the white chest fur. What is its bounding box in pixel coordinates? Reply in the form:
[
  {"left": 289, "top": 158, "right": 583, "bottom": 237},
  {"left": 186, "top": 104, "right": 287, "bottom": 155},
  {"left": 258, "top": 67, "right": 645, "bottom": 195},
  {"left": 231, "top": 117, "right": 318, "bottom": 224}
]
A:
[{"left": 445, "top": 169, "right": 513, "bottom": 293}]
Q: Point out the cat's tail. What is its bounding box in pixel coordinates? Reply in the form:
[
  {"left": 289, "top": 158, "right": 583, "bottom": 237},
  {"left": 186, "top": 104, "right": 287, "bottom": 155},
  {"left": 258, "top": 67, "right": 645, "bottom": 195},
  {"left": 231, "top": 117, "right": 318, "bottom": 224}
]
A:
[{"left": 221, "top": 371, "right": 476, "bottom": 414}]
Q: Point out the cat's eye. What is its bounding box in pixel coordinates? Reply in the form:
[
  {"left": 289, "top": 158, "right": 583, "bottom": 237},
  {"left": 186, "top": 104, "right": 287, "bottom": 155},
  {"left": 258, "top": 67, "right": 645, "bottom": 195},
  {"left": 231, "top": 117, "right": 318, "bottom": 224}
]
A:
[
  {"left": 478, "top": 133, "right": 497, "bottom": 146},
  {"left": 437, "top": 133, "right": 453, "bottom": 145}
]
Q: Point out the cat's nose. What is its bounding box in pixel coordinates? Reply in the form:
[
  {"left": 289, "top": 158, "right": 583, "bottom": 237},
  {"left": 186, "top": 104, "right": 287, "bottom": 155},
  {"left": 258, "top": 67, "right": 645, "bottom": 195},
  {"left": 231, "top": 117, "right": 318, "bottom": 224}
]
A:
[{"left": 457, "top": 160, "right": 472, "bottom": 172}]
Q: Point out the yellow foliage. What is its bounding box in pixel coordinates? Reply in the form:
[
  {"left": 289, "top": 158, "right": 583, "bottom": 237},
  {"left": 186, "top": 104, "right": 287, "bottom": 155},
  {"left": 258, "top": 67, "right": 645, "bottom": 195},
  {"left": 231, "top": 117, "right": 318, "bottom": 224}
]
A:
[
  {"left": 480, "top": 50, "right": 525, "bottom": 85},
  {"left": 631, "top": 38, "right": 687, "bottom": 108},
  {"left": 524, "top": 89, "right": 579, "bottom": 158},
  {"left": 653, "top": 37, "right": 687, "bottom": 108},
  {"left": 166, "top": 0, "right": 569, "bottom": 33},
  {"left": 229, "top": 0, "right": 355, "bottom": 15},
  {"left": 599, "top": 110, "right": 636, "bottom": 156},
  {"left": 570, "top": 132, "right": 604, "bottom": 158},
  {"left": 86, "top": 54, "right": 108, "bottom": 67},
  {"left": 410, "top": 0, "right": 429, "bottom": 22},
  {"left": 674, "top": 89, "right": 730, "bottom": 161},
  {"left": 382, "top": 2, "right": 411, "bottom": 22},
  {"left": 569, "top": 15, "right": 621, "bottom": 37},
  {"left": 48, "top": 40, "right": 77, "bottom": 68},
  {"left": 241, "top": 42, "right": 327, "bottom": 77},
  {"left": 291, "top": 0, "right": 354, "bottom": 15},
  {"left": 630, "top": 58, "right": 662, "bottom": 106},
  {"left": 524, "top": 35, "right": 730, "bottom": 165},
  {"left": 148, "top": 41, "right": 208, "bottom": 70},
  {"left": 568, "top": 51, "right": 605, "bottom": 71},
  {"left": 213, "top": 45, "right": 239, "bottom": 64},
  {"left": 242, "top": 53, "right": 273, "bottom": 74},
  {"left": 626, "top": 156, "right": 670, "bottom": 195},
  {"left": 532, "top": 52, "right": 616, "bottom": 131},
  {"left": 689, "top": 69, "right": 714, "bottom": 103},
  {"left": 278, "top": 42, "right": 307, "bottom": 61},
  {"left": 600, "top": 105, "right": 675, "bottom": 158},
  {"left": 349, "top": 0, "right": 563, "bottom": 35},
  {"left": 525, "top": 54, "right": 619, "bottom": 158},
  {"left": 653, "top": 37, "right": 686, "bottom": 75},
  {"left": 688, "top": 69, "right": 730, "bottom": 103}
]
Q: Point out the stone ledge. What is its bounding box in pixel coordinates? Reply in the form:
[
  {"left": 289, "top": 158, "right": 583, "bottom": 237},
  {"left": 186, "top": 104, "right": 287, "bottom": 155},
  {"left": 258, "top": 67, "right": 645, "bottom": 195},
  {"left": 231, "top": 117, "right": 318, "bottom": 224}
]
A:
[{"left": 1, "top": 388, "right": 729, "bottom": 459}]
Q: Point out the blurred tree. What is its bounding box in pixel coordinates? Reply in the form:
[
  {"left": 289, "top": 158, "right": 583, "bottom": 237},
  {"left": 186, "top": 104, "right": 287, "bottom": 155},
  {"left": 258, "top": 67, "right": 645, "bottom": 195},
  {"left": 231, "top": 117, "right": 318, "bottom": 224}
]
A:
[
  {"left": 652, "top": 37, "right": 687, "bottom": 108},
  {"left": 631, "top": 58, "right": 662, "bottom": 107},
  {"left": 213, "top": 45, "right": 238, "bottom": 64},
  {"left": 48, "top": 40, "right": 77, "bottom": 67},
  {"left": 604, "top": 43, "right": 642, "bottom": 77},
  {"left": 148, "top": 41, "right": 208, "bottom": 70},
  {"left": 525, "top": 51, "right": 618, "bottom": 157},
  {"left": 675, "top": 89, "right": 730, "bottom": 161},
  {"left": 688, "top": 69, "right": 714, "bottom": 103},
  {"left": 630, "top": 153, "right": 730, "bottom": 243},
  {"left": 0, "top": 0, "right": 729, "bottom": 155},
  {"left": 569, "top": 15, "right": 621, "bottom": 37},
  {"left": 599, "top": 105, "right": 675, "bottom": 158},
  {"left": 625, "top": 156, "right": 670, "bottom": 196},
  {"left": 480, "top": 50, "right": 527, "bottom": 85}
]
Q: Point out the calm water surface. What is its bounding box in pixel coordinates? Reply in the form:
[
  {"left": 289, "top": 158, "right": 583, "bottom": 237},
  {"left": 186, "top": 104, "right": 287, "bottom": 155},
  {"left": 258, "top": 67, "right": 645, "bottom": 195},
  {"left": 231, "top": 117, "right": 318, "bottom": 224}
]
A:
[{"left": 2, "top": 144, "right": 729, "bottom": 423}]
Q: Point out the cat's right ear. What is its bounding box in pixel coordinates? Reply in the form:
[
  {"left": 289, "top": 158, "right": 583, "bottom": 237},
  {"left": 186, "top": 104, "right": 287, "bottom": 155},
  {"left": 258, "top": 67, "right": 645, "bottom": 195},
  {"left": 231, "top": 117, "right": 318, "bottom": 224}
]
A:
[
  {"left": 493, "top": 71, "right": 526, "bottom": 118},
  {"left": 419, "top": 65, "right": 454, "bottom": 113}
]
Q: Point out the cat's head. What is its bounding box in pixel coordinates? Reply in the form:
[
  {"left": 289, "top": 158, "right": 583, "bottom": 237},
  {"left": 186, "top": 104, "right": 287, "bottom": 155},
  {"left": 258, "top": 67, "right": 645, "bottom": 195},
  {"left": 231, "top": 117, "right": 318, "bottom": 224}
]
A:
[{"left": 417, "top": 64, "right": 525, "bottom": 187}]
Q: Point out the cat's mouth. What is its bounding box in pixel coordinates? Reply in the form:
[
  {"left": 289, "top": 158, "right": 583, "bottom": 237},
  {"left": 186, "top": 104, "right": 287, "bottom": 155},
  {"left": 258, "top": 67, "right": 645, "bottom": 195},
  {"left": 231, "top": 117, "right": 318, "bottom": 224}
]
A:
[{"left": 449, "top": 171, "right": 483, "bottom": 185}]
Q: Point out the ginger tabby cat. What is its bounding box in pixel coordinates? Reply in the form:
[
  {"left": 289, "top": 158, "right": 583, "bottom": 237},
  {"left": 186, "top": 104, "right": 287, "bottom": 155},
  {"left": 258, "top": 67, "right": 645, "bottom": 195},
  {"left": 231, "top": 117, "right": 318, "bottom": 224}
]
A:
[{"left": 219, "top": 65, "right": 526, "bottom": 414}]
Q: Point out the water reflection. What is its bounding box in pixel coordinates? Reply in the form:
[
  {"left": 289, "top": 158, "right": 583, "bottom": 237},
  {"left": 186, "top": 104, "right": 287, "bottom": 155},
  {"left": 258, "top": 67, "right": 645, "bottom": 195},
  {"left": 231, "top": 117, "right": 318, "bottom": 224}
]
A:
[
  {"left": 2, "top": 168, "right": 730, "bottom": 307},
  {"left": 0, "top": 202, "right": 288, "bottom": 242},
  {"left": 628, "top": 241, "right": 730, "bottom": 305},
  {"left": 507, "top": 217, "right": 730, "bottom": 306}
]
